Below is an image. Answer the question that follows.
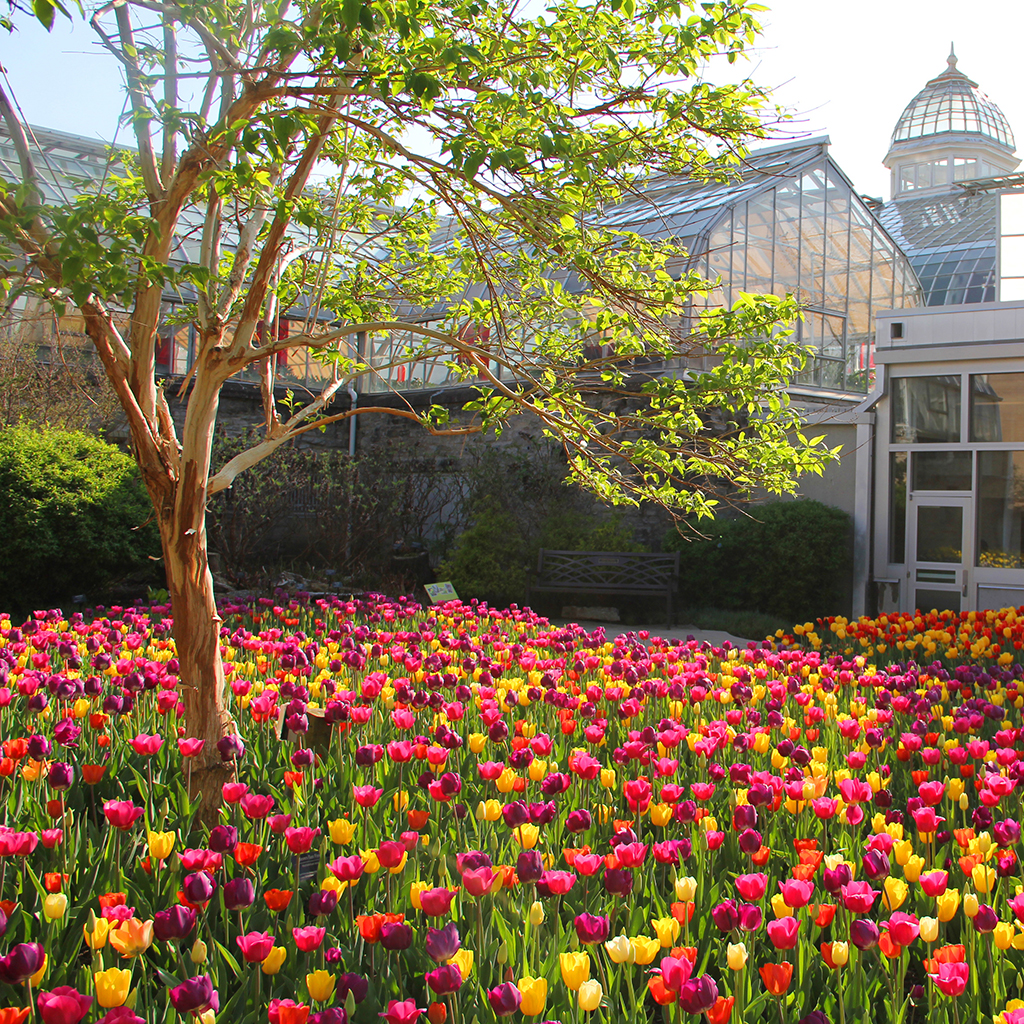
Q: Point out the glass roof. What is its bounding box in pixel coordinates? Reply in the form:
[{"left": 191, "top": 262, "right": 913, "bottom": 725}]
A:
[
  {"left": 877, "top": 193, "right": 997, "bottom": 306},
  {"left": 892, "top": 52, "right": 1014, "bottom": 150}
]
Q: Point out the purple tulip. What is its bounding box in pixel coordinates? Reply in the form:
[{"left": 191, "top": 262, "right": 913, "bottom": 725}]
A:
[
  {"left": 216, "top": 734, "right": 244, "bottom": 762},
  {"left": 850, "top": 919, "right": 880, "bottom": 951},
  {"left": 168, "top": 975, "right": 218, "bottom": 1014},
  {"left": 337, "top": 974, "right": 368, "bottom": 1004},
  {"left": 737, "top": 903, "right": 763, "bottom": 933},
  {"left": 0, "top": 942, "right": 46, "bottom": 983},
  {"left": 425, "top": 964, "right": 464, "bottom": 995},
  {"left": 222, "top": 877, "right": 255, "bottom": 911},
  {"left": 208, "top": 826, "right": 237, "bottom": 853},
  {"left": 574, "top": 913, "right": 610, "bottom": 945},
  {"left": 565, "top": 808, "right": 592, "bottom": 833},
  {"left": 425, "top": 923, "right": 461, "bottom": 963},
  {"left": 711, "top": 900, "right": 741, "bottom": 932},
  {"left": 380, "top": 921, "right": 414, "bottom": 950},
  {"left": 308, "top": 889, "right": 338, "bottom": 917},
  {"left": 737, "top": 828, "right": 762, "bottom": 854},
  {"left": 501, "top": 802, "right": 529, "bottom": 828},
  {"left": 183, "top": 872, "right": 217, "bottom": 905},
  {"left": 47, "top": 762, "right": 74, "bottom": 790},
  {"left": 516, "top": 851, "right": 544, "bottom": 883},
  {"left": 603, "top": 868, "right": 633, "bottom": 897},
  {"left": 153, "top": 905, "right": 196, "bottom": 942},
  {"left": 973, "top": 904, "right": 1000, "bottom": 933},
  {"left": 486, "top": 982, "right": 522, "bottom": 1018},
  {"left": 677, "top": 974, "right": 719, "bottom": 1013}
]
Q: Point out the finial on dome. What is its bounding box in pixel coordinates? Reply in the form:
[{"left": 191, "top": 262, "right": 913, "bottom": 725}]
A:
[{"left": 947, "top": 43, "right": 957, "bottom": 71}]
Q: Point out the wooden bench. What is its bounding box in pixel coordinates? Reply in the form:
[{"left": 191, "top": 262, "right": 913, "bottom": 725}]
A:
[{"left": 527, "top": 549, "right": 680, "bottom": 626}]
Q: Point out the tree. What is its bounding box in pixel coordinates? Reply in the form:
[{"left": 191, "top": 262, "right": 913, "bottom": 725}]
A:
[{"left": 0, "top": 0, "right": 837, "bottom": 804}]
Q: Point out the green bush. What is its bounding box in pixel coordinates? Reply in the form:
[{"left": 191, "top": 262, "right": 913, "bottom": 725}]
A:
[
  {"left": 0, "top": 425, "right": 161, "bottom": 613},
  {"left": 664, "top": 500, "right": 851, "bottom": 623},
  {"left": 438, "top": 496, "right": 530, "bottom": 606}
]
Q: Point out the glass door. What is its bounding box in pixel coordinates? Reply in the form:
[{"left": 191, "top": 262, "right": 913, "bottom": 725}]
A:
[{"left": 907, "top": 495, "right": 972, "bottom": 613}]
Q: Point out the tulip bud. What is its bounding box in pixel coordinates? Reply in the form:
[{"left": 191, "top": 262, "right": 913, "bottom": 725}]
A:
[
  {"left": 496, "top": 942, "right": 507, "bottom": 966},
  {"left": 830, "top": 941, "right": 849, "bottom": 967},
  {"left": 190, "top": 938, "right": 208, "bottom": 964},
  {"left": 529, "top": 901, "right": 544, "bottom": 927},
  {"left": 960, "top": 793, "right": 970, "bottom": 811},
  {"left": 964, "top": 893, "right": 980, "bottom": 919}
]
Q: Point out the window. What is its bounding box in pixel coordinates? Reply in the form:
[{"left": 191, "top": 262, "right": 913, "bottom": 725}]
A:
[
  {"left": 912, "top": 451, "right": 972, "bottom": 491},
  {"left": 977, "top": 451, "right": 1024, "bottom": 568},
  {"left": 890, "top": 452, "right": 907, "bottom": 563},
  {"left": 891, "top": 376, "right": 961, "bottom": 443},
  {"left": 970, "top": 373, "right": 1024, "bottom": 442}
]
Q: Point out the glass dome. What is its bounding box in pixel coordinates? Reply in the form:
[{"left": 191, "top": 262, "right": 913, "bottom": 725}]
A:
[{"left": 891, "top": 51, "right": 1014, "bottom": 150}]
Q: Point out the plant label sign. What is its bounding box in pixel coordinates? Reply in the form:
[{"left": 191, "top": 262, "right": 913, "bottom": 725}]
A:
[{"left": 425, "top": 581, "right": 459, "bottom": 604}]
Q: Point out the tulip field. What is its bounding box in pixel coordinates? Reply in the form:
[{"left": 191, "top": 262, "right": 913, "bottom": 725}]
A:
[{"left": 5, "top": 596, "right": 1024, "bottom": 1024}]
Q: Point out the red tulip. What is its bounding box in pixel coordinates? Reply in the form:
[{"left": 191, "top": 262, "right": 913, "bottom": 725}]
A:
[
  {"left": 236, "top": 931, "right": 275, "bottom": 963},
  {"left": 292, "top": 926, "right": 326, "bottom": 951},
  {"left": 37, "top": 988, "right": 92, "bottom": 1024},
  {"left": 102, "top": 801, "right": 144, "bottom": 831},
  {"left": 284, "top": 827, "right": 320, "bottom": 853},
  {"left": 928, "top": 962, "right": 969, "bottom": 997}
]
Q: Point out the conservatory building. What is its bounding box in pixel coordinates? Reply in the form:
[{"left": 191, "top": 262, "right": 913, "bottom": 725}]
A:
[{"left": 857, "top": 52, "right": 1024, "bottom": 616}]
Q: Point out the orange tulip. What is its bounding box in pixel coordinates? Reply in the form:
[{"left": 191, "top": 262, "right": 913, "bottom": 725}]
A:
[
  {"left": 706, "top": 996, "right": 735, "bottom": 1024},
  {"left": 233, "top": 843, "right": 262, "bottom": 867},
  {"left": 264, "top": 889, "right": 293, "bottom": 913},
  {"left": 878, "top": 932, "right": 901, "bottom": 960},
  {"left": 0, "top": 1009, "right": 30, "bottom": 1024},
  {"left": 759, "top": 962, "right": 794, "bottom": 996},
  {"left": 407, "top": 809, "right": 430, "bottom": 830}
]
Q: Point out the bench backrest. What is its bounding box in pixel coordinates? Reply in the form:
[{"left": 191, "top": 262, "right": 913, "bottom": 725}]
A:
[{"left": 535, "top": 549, "right": 679, "bottom": 589}]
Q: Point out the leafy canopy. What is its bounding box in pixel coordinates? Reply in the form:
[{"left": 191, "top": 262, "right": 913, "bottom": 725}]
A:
[{"left": 0, "top": 0, "right": 836, "bottom": 523}]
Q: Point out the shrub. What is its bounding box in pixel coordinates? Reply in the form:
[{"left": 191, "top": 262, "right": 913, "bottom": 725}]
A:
[
  {"left": 0, "top": 424, "right": 160, "bottom": 612},
  {"left": 664, "top": 500, "right": 851, "bottom": 623}
]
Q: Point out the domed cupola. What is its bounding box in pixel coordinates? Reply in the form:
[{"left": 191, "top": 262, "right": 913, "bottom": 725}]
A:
[{"left": 884, "top": 47, "right": 1018, "bottom": 198}]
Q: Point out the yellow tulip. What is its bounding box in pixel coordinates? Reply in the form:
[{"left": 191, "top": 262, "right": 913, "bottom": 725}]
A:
[
  {"left": 328, "top": 819, "right": 357, "bottom": 845},
  {"left": 518, "top": 975, "right": 548, "bottom": 1017},
  {"left": 392, "top": 790, "right": 409, "bottom": 812},
  {"left": 468, "top": 733, "right": 487, "bottom": 754},
  {"left": 147, "top": 831, "right": 175, "bottom": 861},
  {"left": 604, "top": 935, "right": 634, "bottom": 965},
  {"left": 631, "top": 936, "right": 660, "bottom": 966},
  {"left": 599, "top": 768, "right": 616, "bottom": 789},
  {"left": 43, "top": 894, "right": 67, "bottom": 920},
  {"left": 496, "top": 768, "right": 519, "bottom": 794},
  {"left": 83, "top": 915, "right": 110, "bottom": 950},
  {"left": 995, "top": 922, "right": 1015, "bottom": 950},
  {"left": 651, "top": 917, "right": 680, "bottom": 947},
  {"left": 964, "top": 893, "right": 980, "bottom": 919},
  {"left": 410, "top": 881, "right": 429, "bottom": 910},
  {"left": 936, "top": 889, "right": 960, "bottom": 923},
  {"left": 529, "top": 901, "right": 544, "bottom": 927},
  {"left": 94, "top": 967, "right": 132, "bottom": 1008},
  {"left": 528, "top": 760, "right": 548, "bottom": 783},
  {"left": 449, "top": 949, "right": 474, "bottom": 982},
  {"left": 919, "top": 917, "right": 939, "bottom": 943},
  {"left": 973, "top": 864, "right": 996, "bottom": 894},
  {"left": 109, "top": 919, "right": 154, "bottom": 958},
  {"left": 674, "top": 876, "right": 697, "bottom": 902},
  {"left": 261, "top": 947, "right": 287, "bottom": 975},
  {"left": 903, "top": 855, "right": 925, "bottom": 883},
  {"left": 476, "top": 800, "right": 502, "bottom": 822},
  {"left": 829, "top": 942, "right": 849, "bottom": 967},
  {"left": 770, "top": 893, "right": 794, "bottom": 918},
  {"left": 883, "top": 878, "right": 908, "bottom": 911},
  {"left": 306, "top": 971, "right": 336, "bottom": 1003},
  {"left": 559, "top": 951, "right": 591, "bottom": 990},
  {"left": 321, "top": 877, "right": 345, "bottom": 896},
  {"left": 513, "top": 824, "right": 539, "bottom": 849},
  {"left": 727, "top": 942, "right": 748, "bottom": 970},
  {"left": 360, "top": 849, "right": 381, "bottom": 874},
  {"left": 577, "top": 979, "right": 602, "bottom": 1013},
  {"left": 893, "top": 840, "right": 914, "bottom": 867},
  {"left": 190, "top": 939, "right": 208, "bottom": 965}
]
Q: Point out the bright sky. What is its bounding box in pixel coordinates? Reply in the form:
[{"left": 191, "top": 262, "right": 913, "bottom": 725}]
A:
[{"left": 2, "top": 0, "right": 1023, "bottom": 200}]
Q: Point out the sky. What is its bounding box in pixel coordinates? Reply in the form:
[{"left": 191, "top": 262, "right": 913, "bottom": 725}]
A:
[{"left": 2, "top": 0, "right": 1024, "bottom": 200}]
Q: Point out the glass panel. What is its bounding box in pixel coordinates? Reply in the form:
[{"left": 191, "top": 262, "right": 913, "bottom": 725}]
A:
[
  {"left": 912, "top": 451, "right": 972, "bottom": 491},
  {"left": 978, "top": 586, "right": 1024, "bottom": 611},
  {"left": 1002, "top": 193, "right": 1024, "bottom": 236},
  {"left": 889, "top": 452, "right": 907, "bottom": 563},
  {"left": 977, "top": 451, "right": 1024, "bottom": 568},
  {"left": 916, "top": 505, "right": 963, "bottom": 563},
  {"left": 971, "top": 373, "right": 1024, "bottom": 442},
  {"left": 891, "top": 376, "right": 961, "bottom": 443},
  {"left": 915, "top": 589, "right": 961, "bottom": 614}
]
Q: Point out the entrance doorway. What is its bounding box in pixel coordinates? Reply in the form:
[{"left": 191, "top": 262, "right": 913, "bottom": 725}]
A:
[{"left": 906, "top": 495, "right": 971, "bottom": 613}]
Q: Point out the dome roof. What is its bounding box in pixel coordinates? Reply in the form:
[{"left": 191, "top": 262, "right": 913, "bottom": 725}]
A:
[{"left": 891, "top": 48, "right": 1015, "bottom": 151}]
